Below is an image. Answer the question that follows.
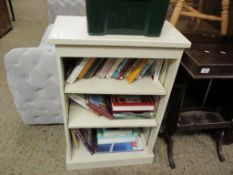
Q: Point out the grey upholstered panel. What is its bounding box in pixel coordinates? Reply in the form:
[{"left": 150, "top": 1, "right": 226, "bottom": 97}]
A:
[
  {"left": 4, "top": 47, "right": 63, "bottom": 124},
  {"left": 39, "top": 24, "right": 54, "bottom": 47},
  {"left": 47, "top": 0, "right": 86, "bottom": 24}
]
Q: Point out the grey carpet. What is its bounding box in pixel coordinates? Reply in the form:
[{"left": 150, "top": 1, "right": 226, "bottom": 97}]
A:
[{"left": 0, "top": 0, "right": 232, "bottom": 174}]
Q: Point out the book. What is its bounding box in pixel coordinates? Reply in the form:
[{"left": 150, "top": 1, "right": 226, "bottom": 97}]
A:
[
  {"left": 111, "top": 95, "right": 156, "bottom": 112},
  {"left": 151, "top": 59, "right": 163, "bottom": 80},
  {"left": 96, "top": 59, "right": 117, "bottom": 78},
  {"left": 120, "top": 59, "right": 137, "bottom": 80},
  {"left": 87, "top": 95, "right": 113, "bottom": 120},
  {"left": 71, "top": 130, "right": 79, "bottom": 149},
  {"left": 117, "top": 59, "right": 136, "bottom": 80},
  {"left": 112, "top": 59, "right": 129, "bottom": 79},
  {"left": 106, "top": 58, "right": 124, "bottom": 79},
  {"left": 67, "top": 94, "right": 89, "bottom": 110},
  {"left": 97, "top": 132, "right": 138, "bottom": 144},
  {"left": 78, "top": 58, "right": 96, "bottom": 79},
  {"left": 136, "top": 59, "right": 154, "bottom": 80},
  {"left": 126, "top": 59, "right": 147, "bottom": 84},
  {"left": 83, "top": 58, "right": 105, "bottom": 79},
  {"left": 66, "top": 59, "right": 87, "bottom": 84},
  {"left": 73, "top": 129, "right": 95, "bottom": 155},
  {"left": 100, "top": 128, "right": 134, "bottom": 137},
  {"left": 113, "top": 111, "right": 155, "bottom": 119},
  {"left": 96, "top": 136, "right": 144, "bottom": 153}
]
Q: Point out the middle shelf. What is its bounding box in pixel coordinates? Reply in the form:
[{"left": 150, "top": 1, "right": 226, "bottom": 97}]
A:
[
  {"left": 68, "top": 102, "right": 157, "bottom": 128},
  {"left": 65, "top": 77, "right": 166, "bottom": 95}
]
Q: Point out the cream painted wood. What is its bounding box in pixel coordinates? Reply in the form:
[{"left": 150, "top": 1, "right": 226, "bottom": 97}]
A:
[
  {"left": 50, "top": 16, "right": 191, "bottom": 170},
  {"left": 49, "top": 16, "right": 190, "bottom": 48},
  {"left": 56, "top": 46, "right": 184, "bottom": 59},
  {"left": 68, "top": 102, "right": 157, "bottom": 128},
  {"left": 65, "top": 77, "right": 166, "bottom": 95},
  {"left": 67, "top": 135, "right": 153, "bottom": 170}
]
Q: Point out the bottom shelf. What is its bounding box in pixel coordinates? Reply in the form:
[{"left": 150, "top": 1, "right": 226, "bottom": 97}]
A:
[{"left": 66, "top": 136, "right": 154, "bottom": 170}]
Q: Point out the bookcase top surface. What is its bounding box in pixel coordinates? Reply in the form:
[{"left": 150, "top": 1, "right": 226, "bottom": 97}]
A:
[{"left": 49, "top": 16, "right": 191, "bottom": 48}]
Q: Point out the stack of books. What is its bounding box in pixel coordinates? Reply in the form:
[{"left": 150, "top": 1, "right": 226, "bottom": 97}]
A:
[
  {"left": 110, "top": 95, "right": 157, "bottom": 119},
  {"left": 66, "top": 58, "right": 163, "bottom": 84},
  {"left": 68, "top": 94, "right": 157, "bottom": 120},
  {"left": 96, "top": 128, "right": 144, "bottom": 153}
]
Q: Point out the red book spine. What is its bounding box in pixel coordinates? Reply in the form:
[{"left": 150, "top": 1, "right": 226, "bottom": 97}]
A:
[
  {"left": 87, "top": 102, "right": 113, "bottom": 120},
  {"left": 111, "top": 96, "right": 156, "bottom": 106}
]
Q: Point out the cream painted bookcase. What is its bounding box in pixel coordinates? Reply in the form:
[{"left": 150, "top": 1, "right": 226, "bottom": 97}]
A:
[{"left": 49, "top": 16, "right": 191, "bottom": 170}]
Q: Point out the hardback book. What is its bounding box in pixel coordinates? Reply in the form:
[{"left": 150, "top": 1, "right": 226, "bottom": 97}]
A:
[
  {"left": 136, "top": 59, "right": 154, "bottom": 80},
  {"left": 78, "top": 58, "right": 96, "bottom": 79},
  {"left": 73, "top": 129, "right": 95, "bottom": 155},
  {"left": 87, "top": 95, "right": 113, "bottom": 120},
  {"left": 83, "top": 58, "right": 106, "bottom": 79},
  {"left": 71, "top": 130, "right": 79, "bottom": 149},
  {"left": 97, "top": 132, "right": 138, "bottom": 144},
  {"left": 126, "top": 59, "right": 147, "bottom": 84},
  {"left": 96, "top": 136, "right": 144, "bottom": 153},
  {"left": 112, "top": 59, "right": 129, "bottom": 79},
  {"left": 117, "top": 59, "right": 136, "bottom": 80},
  {"left": 106, "top": 58, "right": 124, "bottom": 79},
  {"left": 111, "top": 95, "right": 156, "bottom": 112},
  {"left": 96, "top": 59, "right": 117, "bottom": 78},
  {"left": 99, "top": 128, "right": 134, "bottom": 137},
  {"left": 113, "top": 111, "right": 155, "bottom": 119},
  {"left": 66, "top": 58, "right": 87, "bottom": 84},
  {"left": 67, "top": 94, "right": 89, "bottom": 110},
  {"left": 151, "top": 59, "right": 163, "bottom": 80}
]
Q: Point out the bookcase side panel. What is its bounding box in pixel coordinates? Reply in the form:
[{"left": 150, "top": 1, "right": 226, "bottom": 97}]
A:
[
  {"left": 56, "top": 52, "right": 72, "bottom": 159},
  {"left": 147, "top": 52, "right": 183, "bottom": 152}
]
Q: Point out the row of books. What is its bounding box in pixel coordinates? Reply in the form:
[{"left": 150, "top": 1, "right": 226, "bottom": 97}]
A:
[
  {"left": 68, "top": 94, "right": 158, "bottom": 120},
  {"left": 66, "top": 58, "right": 163, "bottom": 84},
  {"left": 71, "top": 128, "right": 144, "bottom": 154}
]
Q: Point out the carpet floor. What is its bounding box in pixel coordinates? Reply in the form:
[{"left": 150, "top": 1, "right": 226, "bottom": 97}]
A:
[{"left": 0, "top": 0, "right": 232, "bottom": 174}]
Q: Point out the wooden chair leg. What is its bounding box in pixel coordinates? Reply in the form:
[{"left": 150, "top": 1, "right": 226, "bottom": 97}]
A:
[
  {"left": 164, "top": 132, "right": 176, "bottom": 169},
  {"left": 221, "top": 0, "right": 229, "bottom": 35},
  {"left": 170, "top": 0, "right": 185, "bottom": 26}
]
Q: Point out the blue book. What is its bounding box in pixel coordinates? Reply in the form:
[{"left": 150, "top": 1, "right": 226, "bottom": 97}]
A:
[
  {"left": 111, "top": 59, "right": 129, "bottom": 79},
  {"left": 96, "top": 136, "right": 144, "bottom": 153}
]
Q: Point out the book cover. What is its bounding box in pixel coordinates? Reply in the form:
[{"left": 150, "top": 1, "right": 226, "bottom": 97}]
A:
[
  {"left": 66, "top": 58, "right": 86, "bottom": 84},
  {"left": 117, "top": 59, "right": 136, "bottom": 80},
  {"left": 74, "top": 129, "right": 95, "bottom": 155},
  {"left": 83, "top": 58, "right": 105, "bottom": 79},
  {"left": 136, "top": 59, "right": 154, "bottom": 80},
  {"left": 113, "top": 111, "right": 155, "bottom": 119},
  {"left": 87, "top": 95, "right": 113, "bottom": 120},
  {"left": 67, "top": 94, "right": 89, "bottom": 110},
  {"left": 106, "top": 58, "right": 124, "bottom": 79},
  {"left": 71, "top": 130, "right": 79, "bottom": 149},
  {"left": 96, "top": 136, "right": 144, "bottom": 153},
  {"left": 151, "top": 59, "right": 163, "bottom": 80},
  {"left": 120, "top": 59, "right": 137, "bottom": 80},
  {"left": 126, "top": 59, "right": 147, "bottom": 84},
  {"left": 96, "top": 59, "right": 117, "bottom": 79},
  {"left": 100, "top": 128, "right": 134, "bottom": 137},
  {"left": 112, "top": 59, "right": 129, "bottom": 79},
  {"left": 111, "top": 95, "right": 156, "bottom": 112},
  {"left": 78, "top": 58, "right": 96, "bottom": 79}
]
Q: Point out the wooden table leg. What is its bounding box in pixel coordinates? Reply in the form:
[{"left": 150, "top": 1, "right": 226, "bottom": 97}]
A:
[{"left": 217, "top": 129, "right": 225, "bottom": 161}]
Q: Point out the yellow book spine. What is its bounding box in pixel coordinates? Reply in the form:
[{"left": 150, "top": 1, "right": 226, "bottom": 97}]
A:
[
  {"left": 78, "top": 58, "right": 95, "bottom": 79},
  {"left": 126, "top": 59, "right": 147, "bottom": 84}
]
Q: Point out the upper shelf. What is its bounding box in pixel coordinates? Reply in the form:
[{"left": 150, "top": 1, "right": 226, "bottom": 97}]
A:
[
  {"left": 65, "top": 77, "right": 166, "bottom": 95},
  {"left": 49, "top": 16, "right": 191, "bottom": 49}
]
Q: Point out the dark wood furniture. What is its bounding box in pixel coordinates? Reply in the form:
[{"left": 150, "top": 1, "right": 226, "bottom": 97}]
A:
[
  {"left": 0, "top": 0, "right": 13, "bottom": 38},
  {"left": 8, "top": 0, "right": 15, "bottom": 21},
  {"left": 163, "top": 33, "right": 233, "bottom": 169}
]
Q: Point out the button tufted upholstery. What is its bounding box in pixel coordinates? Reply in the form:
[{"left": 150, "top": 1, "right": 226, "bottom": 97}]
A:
[{"left": 4, "top": 0, "right": 85, "bottom": 124}]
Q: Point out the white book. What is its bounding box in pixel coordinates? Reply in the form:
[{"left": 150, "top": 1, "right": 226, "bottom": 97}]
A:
[
  {"left": 66, "top": 58, "right": 88, "bottom": 84},
  {"left": 151, "top": 59, "right": 163, "bottom": 80},
  {"left": 106, "top": 58, "right": 124, "bottom": 79},
  {"left": 67, "top": 94, "right": 89, "bottom": 110}
]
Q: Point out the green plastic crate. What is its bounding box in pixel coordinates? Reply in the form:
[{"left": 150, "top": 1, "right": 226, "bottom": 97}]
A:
[{"left": 86, "top": 0, "right": 169, "bottom": 36}]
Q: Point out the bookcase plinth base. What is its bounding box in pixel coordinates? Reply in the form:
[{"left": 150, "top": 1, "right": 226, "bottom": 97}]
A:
[{"left": 66, "top": 147, "right": 154, "bottom": 170}]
